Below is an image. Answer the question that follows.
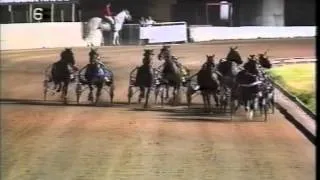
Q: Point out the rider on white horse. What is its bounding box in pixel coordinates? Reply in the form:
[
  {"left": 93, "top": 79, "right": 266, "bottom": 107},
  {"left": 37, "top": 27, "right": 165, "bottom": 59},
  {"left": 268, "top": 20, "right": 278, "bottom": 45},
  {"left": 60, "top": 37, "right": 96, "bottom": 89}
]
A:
[{"left": 103, "top": 2, "right": 115, "bottom": 30}]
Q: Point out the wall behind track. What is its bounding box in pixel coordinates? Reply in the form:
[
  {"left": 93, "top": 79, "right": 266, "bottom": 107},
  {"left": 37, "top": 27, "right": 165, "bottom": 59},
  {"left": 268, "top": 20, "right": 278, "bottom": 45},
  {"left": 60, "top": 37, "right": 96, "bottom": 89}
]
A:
[{"left": 0, "top": 22, "right": 316, "bottom": 50}]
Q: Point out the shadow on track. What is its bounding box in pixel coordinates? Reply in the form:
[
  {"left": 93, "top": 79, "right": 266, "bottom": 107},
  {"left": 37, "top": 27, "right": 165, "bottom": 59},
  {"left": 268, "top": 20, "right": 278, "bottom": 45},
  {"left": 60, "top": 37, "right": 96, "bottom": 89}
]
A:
[
  {"left": 0, "top": 98, "right": 127, "bottom": 108},
  {"left": 128, "top": 106, "right": 267, "bottom": 123},
  {"left": 1, "top": 98, "right": 269, "bottom": 123}
]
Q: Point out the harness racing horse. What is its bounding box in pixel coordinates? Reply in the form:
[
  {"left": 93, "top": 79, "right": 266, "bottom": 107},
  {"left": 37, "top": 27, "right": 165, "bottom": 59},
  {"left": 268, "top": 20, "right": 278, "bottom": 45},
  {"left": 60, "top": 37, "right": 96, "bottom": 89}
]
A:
[
  {"left": 234, "top": 69, "right": 263, "bottom": 120},
  {"left": 235, "top": 54, "right": 273, "bottom": 120},
  {"left": 50, "top": 48, "right": 78, "bottom": 102},
  {"left": 82, "top": 52, "right": 114, "bottom": 104},
  {"left": 196, "top": 55, "right": 221, "bottom": 112},
  {"left": 216, "top": 47, "right": 243, "bottom": 110},
  {"left": 217, "top": 46, "right": 243, "bottom": 88},
  {"left": 257, "top": 51, "right": 275, "bottom": 114},
  {"left": 85, "top": 9, "right": 132, "bottom": 46},
  {"left": 131, "top": 49, "right": 156, "bottom": 108},
  {"left": 157, "top": 45, "right": 189, "bottom": 105}
]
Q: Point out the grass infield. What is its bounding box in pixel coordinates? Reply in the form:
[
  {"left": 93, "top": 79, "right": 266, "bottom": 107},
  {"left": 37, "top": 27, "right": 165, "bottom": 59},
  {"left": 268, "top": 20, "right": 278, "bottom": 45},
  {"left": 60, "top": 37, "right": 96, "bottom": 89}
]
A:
[{"left": 266, "top": 63, "right": 316, "bottom": 113}]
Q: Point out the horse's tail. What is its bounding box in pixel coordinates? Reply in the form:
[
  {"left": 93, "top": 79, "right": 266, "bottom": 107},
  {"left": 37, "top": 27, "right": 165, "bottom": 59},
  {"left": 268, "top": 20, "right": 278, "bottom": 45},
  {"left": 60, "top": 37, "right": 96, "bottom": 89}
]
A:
[
  {"left": 84, "top": 18, "right": 98, "bottom": 44},
  {"left": 84, "top": 17, "right": 105, "bottom": 47}
]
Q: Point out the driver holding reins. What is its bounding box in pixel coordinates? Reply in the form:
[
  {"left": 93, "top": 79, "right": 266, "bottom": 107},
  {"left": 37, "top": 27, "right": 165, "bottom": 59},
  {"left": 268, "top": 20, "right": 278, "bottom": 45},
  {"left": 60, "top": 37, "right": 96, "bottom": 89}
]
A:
[{"left": 103, "top": 2, "right": 115, "bottom": 30}]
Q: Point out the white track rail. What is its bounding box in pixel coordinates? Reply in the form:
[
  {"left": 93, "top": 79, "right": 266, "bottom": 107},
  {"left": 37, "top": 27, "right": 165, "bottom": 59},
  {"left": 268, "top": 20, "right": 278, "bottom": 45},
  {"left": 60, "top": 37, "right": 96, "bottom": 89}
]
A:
[
  {"left": 270, "top": 57, "right": 316, "bottom": 66},
  {"left": 268, "top": 57, "right": 316, "bottom": 143}
]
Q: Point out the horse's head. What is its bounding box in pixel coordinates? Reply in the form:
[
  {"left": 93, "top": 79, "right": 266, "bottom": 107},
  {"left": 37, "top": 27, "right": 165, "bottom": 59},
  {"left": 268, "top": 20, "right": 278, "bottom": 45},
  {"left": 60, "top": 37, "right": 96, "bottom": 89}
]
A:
[
  {"left": 89, "top": 47, "right": 99, "bottom": 56},
  {"left": 248, "top": 55, "right": 259, "bottom": 68},
  {"left": 60, "top": 48, "right": 75, "bottom": 64},
  {"left": 226, "top": 46, "right": 243, "bottom": 65},
  {"left": 258, "top": 50, "right": 272, "bottom": 69},
  {"left": 206, "top": 54, "right": 215, "bottom": 64},
  {"left": 243, "top": 55, "right": 260, "bottom": 75},
  {"left": 118, "top": 9, "right": 132, "bottom": 22},
  {"left": 158, "top": 45, "right": 171, "bottom": 61},
  {"left": 89, "top": 48, "right": 100, "bottom": 63},
  {"left": 143, "top": 49, "right": 154, "bottom": 65}
]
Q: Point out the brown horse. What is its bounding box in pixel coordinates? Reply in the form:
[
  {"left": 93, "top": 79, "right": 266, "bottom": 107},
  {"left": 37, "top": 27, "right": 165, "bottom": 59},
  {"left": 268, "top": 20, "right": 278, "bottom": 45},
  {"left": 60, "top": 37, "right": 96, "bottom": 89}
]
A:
[
  {"left": 196, "top": 55, "right": 221, "bottom": 112},
  {"left": 134, "top": 49, "right": 156, "bottom": 108},
  {"left": 157, "top": 45, "right": 189, "bottom": 105},
  {"left": 50, "top": 48, "right": 78, "bottom": 101}
]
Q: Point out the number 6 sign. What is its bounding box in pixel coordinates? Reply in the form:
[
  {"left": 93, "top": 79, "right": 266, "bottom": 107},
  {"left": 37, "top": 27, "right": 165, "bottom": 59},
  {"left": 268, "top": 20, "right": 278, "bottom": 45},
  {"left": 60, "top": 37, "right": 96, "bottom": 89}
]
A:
[{"left": 33, "top": 8, "right": 44, "bottom": 21}]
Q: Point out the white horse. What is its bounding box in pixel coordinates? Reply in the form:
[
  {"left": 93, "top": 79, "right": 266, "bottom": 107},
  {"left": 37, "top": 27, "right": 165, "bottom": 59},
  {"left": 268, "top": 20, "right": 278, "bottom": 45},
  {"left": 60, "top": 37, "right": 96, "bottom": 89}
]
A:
[{"left": 85, "top": 9, "right": 132, "bottom": 46}]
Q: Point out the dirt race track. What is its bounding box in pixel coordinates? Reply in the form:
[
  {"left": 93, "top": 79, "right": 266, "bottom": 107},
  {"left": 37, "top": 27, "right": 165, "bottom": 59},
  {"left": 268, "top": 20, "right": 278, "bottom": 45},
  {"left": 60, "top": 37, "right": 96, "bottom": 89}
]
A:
[{"left": 0, "top": 38, "right": 316, "bottom": 180}]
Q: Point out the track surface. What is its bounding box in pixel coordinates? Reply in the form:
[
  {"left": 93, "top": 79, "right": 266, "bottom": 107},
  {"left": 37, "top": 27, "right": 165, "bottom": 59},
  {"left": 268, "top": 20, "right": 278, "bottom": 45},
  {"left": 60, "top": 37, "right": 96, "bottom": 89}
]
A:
[{"left": 1, "top": 38, "right": 315, "bottom": 180}]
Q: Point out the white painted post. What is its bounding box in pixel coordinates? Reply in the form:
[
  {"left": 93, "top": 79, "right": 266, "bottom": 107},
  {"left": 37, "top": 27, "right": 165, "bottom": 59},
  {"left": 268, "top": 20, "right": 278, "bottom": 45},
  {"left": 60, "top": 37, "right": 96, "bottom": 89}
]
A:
[
  {"left": 61, "top": 9, "right": 64, "bottom": 22},
  {"left": 72, "top": 3, "right": 75, "bottom": 22},
  {"left": 8, "top": 5, "right": 14, "bottom": 23},
  {"left": 51, "top": 3, "right": 54, "bottom": 22},
  {"left": 29, "top": 4, "right": 33, "bottom": 23},
  {"left": 205, "top": 4, "right": 209, "bottom": 25},
  {"left": 78, "top": 10, "right": 82, "bottom": 22}
]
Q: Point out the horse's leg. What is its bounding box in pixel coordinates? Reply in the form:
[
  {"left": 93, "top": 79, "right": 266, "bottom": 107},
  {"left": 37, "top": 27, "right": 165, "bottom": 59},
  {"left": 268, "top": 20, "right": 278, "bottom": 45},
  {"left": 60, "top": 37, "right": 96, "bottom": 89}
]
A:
[
  {"left": 52, "top": 80, "right": 58, "bottom": 90},
  {"left": 101, "top": 30, "right": 105, "bottom": 46},
  {"left": 139, "top": 87, "right": 145, "bottom": 99},
  {"left": 88, "top": 84, "right": 94, "bottom": 101},
  {"left": 171, "top": 86, "right": 176, "bottom": 105},
  {"left": 201, "top": 91, "right": 207, "bottom": 112},
  {"left": 144, "top": 87, "right": 151, "bottom": 108},
  {"left": 95, "top": 82, "right": 103, "bottom": 104},
  {"left": 112, "top": 31, "right": 117, "bottom": 46},
  {"left": 207, "top": 91, "right": 212, "bottom": 112},
  {"left": 175, "top": 86, "right": 181, "bottom": 105},
  {"left": 60, "top": 82, "right": 65, "bottom": 99},
  {"left": 62, "top": 81, "right": 69, "bottom": 103},
  {"left": 139, "top": 87, "right": 145, "bottom": 104},
  {"left": 244, "top": 98, "right": 249, "bottom": 111},
  {"left": 213, "top": 90, "right": 220, "bottom": 107},
  {"left": 154, "top": 85, "right": 159, "bottom": 104},
  {"left": 165, "top": 85, "right": 169, "bottom": 99},
  {"left": 205, "top": 91, "right": 210, "bottom": 112},
  {"left": 56, "top": 82, "right": 62, "bottom": 92},
  {"left": 116, "top": 32, "right": 120, "bottom": 45}
]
